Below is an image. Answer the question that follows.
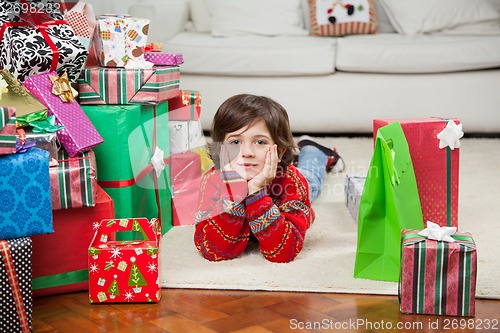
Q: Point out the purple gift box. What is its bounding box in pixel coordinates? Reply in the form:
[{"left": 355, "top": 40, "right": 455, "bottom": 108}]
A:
[
  {"left": 144, "top": 52, "right": 184, "bottom": 66},
  {"left": 23, "top": 72, "right": 103, "bottom": 157}
]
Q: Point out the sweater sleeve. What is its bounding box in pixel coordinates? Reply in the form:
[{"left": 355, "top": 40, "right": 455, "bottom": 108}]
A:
[
  {"left": 244, "top": 168, "right": 314, "bottom": 263},
  {"left": 194, "top": 170, "right": 251, "bottom": 261}
]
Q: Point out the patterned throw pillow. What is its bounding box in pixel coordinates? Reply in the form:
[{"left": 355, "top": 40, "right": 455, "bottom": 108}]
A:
[{"left": 309, "top": 0, "right": 377, "bottom": 36}]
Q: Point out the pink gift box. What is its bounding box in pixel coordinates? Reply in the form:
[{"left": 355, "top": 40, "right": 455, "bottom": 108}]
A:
[
  {"left": 23, "top": 72, "right": 104, "bottom": 157},
  {"left": 400, "top": 229, "right": 477, "bottom": 316},
  {"left": 144, "top": 52, "right": 184, "bottom": 66},
  {"left": 171, "top": 151, "right": 202, "bottom": 226}
]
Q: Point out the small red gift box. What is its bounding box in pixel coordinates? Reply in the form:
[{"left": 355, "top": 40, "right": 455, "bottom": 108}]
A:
[
  {"left": 400, "top": 228, "right": 477, "bottom": 316},
  {"left": 32, "top": 186, "right": 115, "bottom": 297},
  {"left": 373, "top": 118, "right": 461, "bottom": 228},
  {"left": 88, "top": 218, "right": 161, "bottom": 303}
]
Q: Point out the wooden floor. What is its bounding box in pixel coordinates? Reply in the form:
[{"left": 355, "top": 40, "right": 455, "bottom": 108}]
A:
[{"left": 32, "top": 289, "right": 500, "bottom": 333}]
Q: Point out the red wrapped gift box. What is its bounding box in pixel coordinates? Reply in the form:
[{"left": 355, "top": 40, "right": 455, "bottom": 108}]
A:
[
  {"left": 400, "top": 228, "right": 477, "bottom": 316},
  {"left": 373, "top": 118, "right": 461, "bottom": 228},
  {"left": 88, "top": 218, "right": 161, "bottom": 303},
  {"left": 31, "top": 186, "right": 115, "bottom": 297}
]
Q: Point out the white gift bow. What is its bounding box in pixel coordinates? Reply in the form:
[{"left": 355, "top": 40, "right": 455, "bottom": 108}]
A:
[
  {"left": 418, "top": 221, "right": 457, "bottom": 242},
  {"left": 436, "top": 120, "right": 464, "bottom": 150},
  {"left": 150, "top": 146, "right": 165, "bottom": 178}
]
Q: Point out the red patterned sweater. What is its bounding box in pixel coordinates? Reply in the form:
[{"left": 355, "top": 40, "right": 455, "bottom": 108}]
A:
[{"left": 194, "top": 165, "right": 315, "bottom": 263}]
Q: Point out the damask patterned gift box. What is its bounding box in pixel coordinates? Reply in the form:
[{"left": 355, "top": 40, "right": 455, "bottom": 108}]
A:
[
  {"left": 400, "top": 227, "right": 477, "bottom": 316},
  {"left": 373, "top": 118, "right": 462, "bottom": 228},
  {"left": 49, "top": 149, "right": 98, "bottom": 210},
  {"left": 32, "top": 185, "right": 114, "bottom": 297},
  {"left": 77, "top": 66, "right": 181, "bottom": 105},
  {"left": 88, "top": 218, "right": 161, "bottom": 303},
  {"left": 23, "top": 71, "right": 104, "bottom": 157},
  {"left": 0, "top": 147, "right": 53, "bottom": 240},
  {"left": 0, "top": 1, "right": 88, "bottom": 82},
  {"left": 0, "top": 237, "right": 32, "bottom": 333}
]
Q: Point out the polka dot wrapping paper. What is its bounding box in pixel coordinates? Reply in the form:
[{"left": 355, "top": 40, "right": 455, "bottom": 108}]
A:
[
  {"left": 22, "top": 72, "right": 104, "bottom": 157},
  {"left": 0, "top": 237, "right": 32, "bottom": 333},
  {"left": 0, "top": 148, "right": 53, "bottom": 240},
  {"left": 373, "top": 118, "right": 461, "bottom": 228}
]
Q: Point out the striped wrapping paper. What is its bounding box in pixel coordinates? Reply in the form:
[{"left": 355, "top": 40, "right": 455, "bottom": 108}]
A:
[
  {"left": 144, "top": 52, "right": 184, "bottom": 66},
  {"left": 49, "top": 150, "right": 98, "bottom": 210},
  {"left": 400, "top": 230, "right": 477, "bottom": 316},
  {"left": 0, "top": 106, "right": 17, "bottom": 155},
  {"left": 77, "top": 66, "right": 181, "bottom": 105}
]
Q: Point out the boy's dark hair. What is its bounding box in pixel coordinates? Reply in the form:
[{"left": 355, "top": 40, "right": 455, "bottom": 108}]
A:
[{"left": 209, "top": 94, "right": 297, "bottom": 169}]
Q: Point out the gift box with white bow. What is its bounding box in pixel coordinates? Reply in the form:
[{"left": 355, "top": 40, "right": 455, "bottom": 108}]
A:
[
  {"left": 400, "top": 222, "right": 477, "bottom": 316},
  {"left": 374, "top": 118, "right": 463, "bottom": 228},
  {"left": 81, "top": 102, "right": 172, "bottom": 235}
]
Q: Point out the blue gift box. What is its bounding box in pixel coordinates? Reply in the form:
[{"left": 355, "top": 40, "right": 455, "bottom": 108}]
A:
[{"left": 0, "top": 148, "right": 53, "bottom": 239}]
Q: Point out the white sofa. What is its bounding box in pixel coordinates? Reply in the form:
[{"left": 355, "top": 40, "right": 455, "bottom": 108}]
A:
[{"left": 123, "top": 0, "right": 500, "bottom": 134}]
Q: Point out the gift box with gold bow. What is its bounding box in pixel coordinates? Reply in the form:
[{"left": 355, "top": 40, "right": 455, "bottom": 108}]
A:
[
  {"left": 0, "top": 2, "right": 88, "bottom": 82},
  {"left": 22, "top": 71, "right": 103, "bottom": 157}
]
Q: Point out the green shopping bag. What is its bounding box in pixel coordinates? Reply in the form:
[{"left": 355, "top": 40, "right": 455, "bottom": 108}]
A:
[{"left": 354, "top": 122, "right": 424, "bottom": 282}]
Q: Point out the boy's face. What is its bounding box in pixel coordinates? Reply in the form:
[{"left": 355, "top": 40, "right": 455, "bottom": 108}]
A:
[{"left": 222, "top": 119, "right": 275, "bottom": 181}]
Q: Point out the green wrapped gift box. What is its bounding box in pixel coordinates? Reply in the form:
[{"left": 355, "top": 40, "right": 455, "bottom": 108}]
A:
[{"left": 82, "top": 102, "right": 172, "bottom": 235}]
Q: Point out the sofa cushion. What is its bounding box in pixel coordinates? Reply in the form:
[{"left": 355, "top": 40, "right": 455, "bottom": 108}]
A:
[
  {"left": 308, "top": 0, "right": 377, "bottom": 36},
  {"left": 336, "top": 34, "right": 500, "bottom": 73},
  {"left": 207, "top": 0, "right": 307, "bottom": 37},
  {"left": 166, "top": 32, "right": 337, "bottom": 75},
  {"left": 380, "top": 0, "right": 500, "bottom": 35}
]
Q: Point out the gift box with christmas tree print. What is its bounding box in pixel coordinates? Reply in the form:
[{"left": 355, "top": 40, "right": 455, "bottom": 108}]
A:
[
  {"left": 32, "top": 186, "right": 114, "bottom": 297},
  {"left": 88, "top": 218, "right": 161, "bottom": 303}
]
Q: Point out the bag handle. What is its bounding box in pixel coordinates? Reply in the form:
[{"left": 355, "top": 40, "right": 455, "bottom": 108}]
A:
[{"left": 91, "top": 218, "right": 158, "bottom": 246}]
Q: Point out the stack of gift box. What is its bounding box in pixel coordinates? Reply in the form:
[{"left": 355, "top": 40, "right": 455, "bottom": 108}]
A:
[
  {"left": 351, "top": 117, "right": 476, "bottom": 317},
  {"left": 0, "top": 0, "right": 210, "bottom": 326}
]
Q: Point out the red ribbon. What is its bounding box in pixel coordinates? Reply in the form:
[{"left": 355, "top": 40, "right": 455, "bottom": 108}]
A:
[
  {"left": 0, "top": 241, "right": 30, "bottom": 333},
  {"left": 0, "top": 10, "right": 66, "bottom": 72}
]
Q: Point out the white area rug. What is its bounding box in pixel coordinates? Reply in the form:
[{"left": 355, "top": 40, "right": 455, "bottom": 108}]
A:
[{"left": 160, "top": 138, "right": 500, "bottom": 299}]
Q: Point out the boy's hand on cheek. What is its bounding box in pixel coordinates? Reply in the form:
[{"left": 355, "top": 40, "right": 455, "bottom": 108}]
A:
[{"left": 248, "top": 144, "right": 278, "bottom": 195}]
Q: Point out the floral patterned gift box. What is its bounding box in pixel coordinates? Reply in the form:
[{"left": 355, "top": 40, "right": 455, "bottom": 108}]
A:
[{"left": 0, "top": 1, "right": 88, "bottom": 82}]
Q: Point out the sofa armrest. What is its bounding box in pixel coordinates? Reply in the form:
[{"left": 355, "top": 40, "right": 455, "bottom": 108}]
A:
[{"left": 128, "top": 0, "right": 189, "bottom": 42}]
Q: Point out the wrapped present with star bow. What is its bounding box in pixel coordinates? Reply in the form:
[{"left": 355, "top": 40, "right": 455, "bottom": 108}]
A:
[
  {"left": 82, "top": 102, "right": 172, "bottom": 235},
  {"left": 400, "top": 222, "right": 477, "bottom": 316},
  {"left": 374, "top": 118, "right": 463, "bottom": 228}
]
